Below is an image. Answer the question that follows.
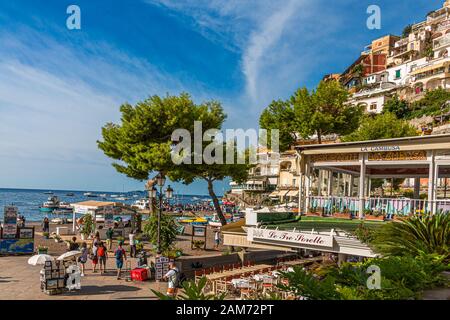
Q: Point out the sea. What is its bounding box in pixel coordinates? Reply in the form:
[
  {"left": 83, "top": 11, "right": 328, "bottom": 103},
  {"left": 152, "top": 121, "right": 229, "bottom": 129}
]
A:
[{"left": 0, "top": 188, "right": 211, "bottom": 222}]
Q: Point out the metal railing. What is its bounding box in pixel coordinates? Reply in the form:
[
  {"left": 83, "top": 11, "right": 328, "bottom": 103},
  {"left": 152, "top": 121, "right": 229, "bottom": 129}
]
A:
[{"left": 307, "top": 196, "right": 450, "bottom": 217}]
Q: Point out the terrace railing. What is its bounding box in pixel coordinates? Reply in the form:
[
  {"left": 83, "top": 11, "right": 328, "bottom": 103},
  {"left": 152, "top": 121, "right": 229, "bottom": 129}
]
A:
[{"left": 307, "top": 196, "right": 450, "bottom": 217}]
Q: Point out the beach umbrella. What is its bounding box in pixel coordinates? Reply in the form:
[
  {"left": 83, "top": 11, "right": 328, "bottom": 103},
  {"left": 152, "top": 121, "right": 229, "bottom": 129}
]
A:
[
  {"left": 57, "top": 250, "right": 82, "bottom": 261},
  {"left": 28, "top": 254, "right": 54, "bottom": 266}
]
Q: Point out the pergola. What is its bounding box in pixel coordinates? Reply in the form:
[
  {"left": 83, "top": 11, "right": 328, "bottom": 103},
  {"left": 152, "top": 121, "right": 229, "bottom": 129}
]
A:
[{"left": 295, "top": 134, "right": 450, "bottom": 218}]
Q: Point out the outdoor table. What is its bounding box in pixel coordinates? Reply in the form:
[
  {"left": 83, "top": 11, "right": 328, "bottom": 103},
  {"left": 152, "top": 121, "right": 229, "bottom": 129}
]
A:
[
  {"left": 231, "top": 278, "right": 250, "bottom": 288},
  {"left": 253, "top": 274, "right": 274, "bottom": 282}
]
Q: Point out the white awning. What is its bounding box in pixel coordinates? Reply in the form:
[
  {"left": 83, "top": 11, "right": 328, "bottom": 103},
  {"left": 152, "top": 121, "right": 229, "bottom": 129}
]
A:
[
  {"left": 269, "top": 191, "right": 280, "bottom": 198},
  {"left": 287, "top": 190, "right": 299, "bottom": 197},
  {"left": 278, "top": 190, "right": 289, "bottom": 197}
]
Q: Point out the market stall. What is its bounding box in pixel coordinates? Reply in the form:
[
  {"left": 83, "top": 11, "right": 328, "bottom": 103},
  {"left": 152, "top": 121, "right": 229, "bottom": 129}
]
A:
[
  {"left": 72, "top": 201, "right": 140, "bottom": 239},
  {"left": 0, "top": 206, "right": 35, "bottom": 255}
]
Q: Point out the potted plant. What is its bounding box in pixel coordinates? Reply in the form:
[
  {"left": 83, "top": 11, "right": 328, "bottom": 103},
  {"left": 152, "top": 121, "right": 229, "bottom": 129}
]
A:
[
  {"left": 365, "top": 209, "right": 385, "bottom": 221},
  {"left": 306, "top": 207, "right": 321, "bottom": 217},
  {"left": 80, "top": 213, "right": 94, "bottom": 240},
  {"left": 42, "top": 232, "right": 50, "bottom": 239},
  {"left": 37, "top": 246, "right": 48, "bottom": 254},
  {"left": 333, "top": 208, "right": 352, "bottom": 220}
]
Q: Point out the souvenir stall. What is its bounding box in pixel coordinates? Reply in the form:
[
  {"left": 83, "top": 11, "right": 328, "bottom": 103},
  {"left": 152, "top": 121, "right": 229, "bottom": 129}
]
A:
[
  {"left": 0, "top": 206, "right": 34, "bottom": 255},
  {"left": 72, "top": 201, "right": 139, "bottom": 239}
]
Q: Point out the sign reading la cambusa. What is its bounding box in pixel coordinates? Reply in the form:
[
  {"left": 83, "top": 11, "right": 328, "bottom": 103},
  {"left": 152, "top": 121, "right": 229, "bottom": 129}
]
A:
[{"left": 247, "top": 227, "right": 333, "bottom": 248}]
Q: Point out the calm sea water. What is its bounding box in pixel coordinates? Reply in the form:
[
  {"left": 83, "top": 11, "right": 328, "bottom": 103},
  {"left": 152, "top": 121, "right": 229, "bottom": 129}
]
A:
[{"left": 0, "top": 188, "right": 210, "bottom": 222}]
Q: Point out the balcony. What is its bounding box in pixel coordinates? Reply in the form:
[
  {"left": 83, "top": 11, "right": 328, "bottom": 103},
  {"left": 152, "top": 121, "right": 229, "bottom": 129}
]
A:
[{"left": 434, "top": 34, "right": 450, "bottom": 50}]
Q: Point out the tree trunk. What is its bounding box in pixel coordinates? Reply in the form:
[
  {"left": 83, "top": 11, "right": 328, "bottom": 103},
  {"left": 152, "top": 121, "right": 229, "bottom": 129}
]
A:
[
  {"left": 317, "top": 130, "right": 322, "bottom": 144},
  {"left": 207, "top": 179, "right": 227, "bottom": 226}
]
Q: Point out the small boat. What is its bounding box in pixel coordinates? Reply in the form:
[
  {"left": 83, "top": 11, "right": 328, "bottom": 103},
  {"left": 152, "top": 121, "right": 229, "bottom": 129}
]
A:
[
  {"left": 116, "top": 196, "right": 129, "bottom": 201},
  {"left": 52, "top": 209, "right": 73, "bottom": 215},
  {"left": 99, "top": 194, "right": 107, "bottom": 198},
  {"left": 40, "top": 196, "right": 60, "bottom": 212},
  {"left": 84, "top": 192, "right": 98, "bottom": 197},
  {"left": 110, "top": 195, "right": 119, "bottom": 198},
  {"left": 133, "top": 199, "right": 149, "bottom": 210}
]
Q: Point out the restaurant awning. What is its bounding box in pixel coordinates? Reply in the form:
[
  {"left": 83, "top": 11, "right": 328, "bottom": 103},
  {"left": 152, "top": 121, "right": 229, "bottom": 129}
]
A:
[
  {"left": 269, "top": 191, "right": 280, "bottom": 198},
  {"left": 278, "top": 190, "right": 289, "bottom": 197},
  {"left": 287, "top": 190, "right": 299, "bottom": 197}
]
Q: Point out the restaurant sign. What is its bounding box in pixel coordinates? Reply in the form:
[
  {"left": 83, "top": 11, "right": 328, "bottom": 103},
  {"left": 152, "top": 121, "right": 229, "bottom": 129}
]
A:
[
  {"left": 247, "top": 227, "right": 333, "bottom": 248},
  {"left": 361, "top": 146, "right": 400, "bottom": 152}
]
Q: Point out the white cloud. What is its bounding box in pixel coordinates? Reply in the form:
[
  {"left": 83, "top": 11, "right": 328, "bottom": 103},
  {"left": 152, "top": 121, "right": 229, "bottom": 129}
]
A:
[{"left": 144, "top": 0, "right": 342, "bottom": 117}]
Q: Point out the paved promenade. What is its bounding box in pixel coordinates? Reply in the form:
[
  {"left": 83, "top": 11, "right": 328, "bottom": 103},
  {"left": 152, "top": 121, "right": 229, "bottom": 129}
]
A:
[{"left": 0, "top": 255, "right": 162, "bottom": 300}]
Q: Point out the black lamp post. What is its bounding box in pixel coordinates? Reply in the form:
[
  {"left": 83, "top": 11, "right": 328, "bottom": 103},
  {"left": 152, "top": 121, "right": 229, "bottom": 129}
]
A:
[{"left": 150, "top": 173, "right": 173, "bottom": 254}]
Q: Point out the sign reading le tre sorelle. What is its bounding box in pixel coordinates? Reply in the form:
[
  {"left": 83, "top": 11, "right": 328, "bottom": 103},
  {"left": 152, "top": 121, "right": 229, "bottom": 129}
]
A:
[{"left": 247, "top": 228, "right": 333, "bottom": 248}]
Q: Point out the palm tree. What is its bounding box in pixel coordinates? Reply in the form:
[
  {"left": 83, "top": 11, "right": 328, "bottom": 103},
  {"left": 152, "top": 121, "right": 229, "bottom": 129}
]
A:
[{"left": 372, "top": 214, "right": 450, "bottom": 261}]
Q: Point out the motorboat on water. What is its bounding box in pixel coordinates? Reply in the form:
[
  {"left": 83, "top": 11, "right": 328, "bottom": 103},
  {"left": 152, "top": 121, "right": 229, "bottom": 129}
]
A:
[
  {"left": 40, "top": 196, "right": 60, "bottom": 212},
  {"left": 133, "top": 198, "right": 149, "bottom": 210},
  {"left": 116, "top": 196, "right": 130, "bottom": 201},
  {"left": 84, "top": 192, "right": 98, "bottom": 197},
  {"left": 99, "top": 194, "right": 107, "bottom": 198}
]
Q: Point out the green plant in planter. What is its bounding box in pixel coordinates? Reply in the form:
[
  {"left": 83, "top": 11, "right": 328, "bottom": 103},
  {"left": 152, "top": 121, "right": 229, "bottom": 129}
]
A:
[
  {"left": 81, "top": 214, "right": 94, "bottom": 238},
  {"left": 37, "top": 245, "right": 49, "bottom": 253},
  {"left": 42, "top": 232, "right": 50, "bottom": 239}
]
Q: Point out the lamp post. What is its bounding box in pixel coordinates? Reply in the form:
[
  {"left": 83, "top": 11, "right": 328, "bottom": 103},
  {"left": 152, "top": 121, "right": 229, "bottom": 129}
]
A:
[{"left": 150, "top": 173, "right": 173, "bottom": 254}]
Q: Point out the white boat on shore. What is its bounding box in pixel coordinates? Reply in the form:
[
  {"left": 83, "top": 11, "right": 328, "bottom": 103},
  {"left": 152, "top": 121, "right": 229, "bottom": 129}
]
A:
[{"left": 133, "top": 198, "right": 149, "bottom": 210}]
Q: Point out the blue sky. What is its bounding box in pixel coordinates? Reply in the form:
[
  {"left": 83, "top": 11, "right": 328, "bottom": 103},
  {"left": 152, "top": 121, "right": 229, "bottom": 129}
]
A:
[{"left": 0, "top": 0, "right": 443, "bottom": 194}]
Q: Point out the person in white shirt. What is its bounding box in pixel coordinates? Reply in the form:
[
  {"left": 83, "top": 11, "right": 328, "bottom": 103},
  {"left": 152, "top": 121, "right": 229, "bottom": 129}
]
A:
[
  {"left": 129, "top": 230, "right": 136, "bottom": 258},
  {"left": 163, "top": 262, "right": 180, "bottom": 297},
  {"left": 214, "top": 230, "right": 221, "bottom": 249}
]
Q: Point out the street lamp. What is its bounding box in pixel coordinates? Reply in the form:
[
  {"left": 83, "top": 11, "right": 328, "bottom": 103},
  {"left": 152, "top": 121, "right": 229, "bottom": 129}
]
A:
[
  {"left": 166, "top": 185, "right": 174, "bottom": 199},
  {"left": 150, "top": 173, "right": 173, "bottom": 254}
]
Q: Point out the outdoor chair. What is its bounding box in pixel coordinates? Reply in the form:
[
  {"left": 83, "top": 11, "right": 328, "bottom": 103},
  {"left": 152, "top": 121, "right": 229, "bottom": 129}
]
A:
[
  {"left": 233, "top": 263, "right": 241, "bottom": 269},
  {"left": 215, "top": 276, "right": 234, "bottom": 295},
  {"left": 194, "top": 270, "right": 204, "bottom": 282},
  {"left": 262, "top": 277, "right": 276, "bottom": 294},
  {"left": 239, "top": 280, "right": 257, "bottom": 300},
  {"left": 213, "top": 266, "right": 223, "bottom": 273},
  {"left": 204, "top": 268, "right": 212, "bottom": 275},
  {"left": 224, "top": 264, "right": 232, "bottom": 271}
]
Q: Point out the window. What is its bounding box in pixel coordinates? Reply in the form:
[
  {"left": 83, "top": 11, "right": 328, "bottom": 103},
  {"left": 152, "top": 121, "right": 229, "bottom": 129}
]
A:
[
  {"left": 395, "top": 69, "right": 401, "bottom": 79},
  {"left": 370, "top": 103, "right": 377, "bottom": 111},
  {"left": 293, "top": 179, "right": 296, "bottom": 186}
]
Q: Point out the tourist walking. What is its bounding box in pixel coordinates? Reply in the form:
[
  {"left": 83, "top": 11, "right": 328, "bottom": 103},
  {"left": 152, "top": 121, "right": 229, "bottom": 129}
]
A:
[
  {"left": 92, "top": 231, "right": 101, "bottom": 247},
  {"left": 114, "top": 241, "right": 127, "bottom": 280},
  {"left": 78, "top": 242, "right": 88, "bottom": 277},
  {"left": 214, "top": 229, "right": 221, "bottom": 250},
  {"left": 163, "top": 262, "right": 180, "bottom": 298},
  {"left": 106, "top": 227, "right": 114, "bottom": 250},
  {"left": 68, "top": 236, "right": 80, "bottom": 251},
  {"left": 91, "top": 242, "right": 99, "bottom": 273},
  {"left": 97, "top": 242, "right": 108, "bottom": 275},
  {"left": 129, "top": 230, "right": 136, "bottom": 258},
  {"left": 42, "top": 217, "right": 49, "bottom": 233}
]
